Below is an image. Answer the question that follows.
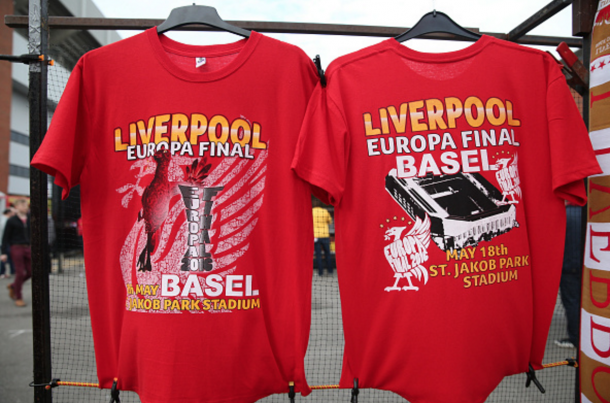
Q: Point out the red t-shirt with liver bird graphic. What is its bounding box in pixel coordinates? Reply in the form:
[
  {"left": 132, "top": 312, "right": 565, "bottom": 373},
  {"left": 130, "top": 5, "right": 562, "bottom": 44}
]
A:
[{"left": 293, "top": 35, "right": 601, "bottom": 403}]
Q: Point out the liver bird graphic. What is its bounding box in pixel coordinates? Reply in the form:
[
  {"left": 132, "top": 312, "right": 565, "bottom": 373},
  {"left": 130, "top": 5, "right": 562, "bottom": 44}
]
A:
[
  {"left": 383, "top": 215, "right": 431, "bottom": 292},
  {"left": 495, "top": 155, "right": 521, "bottom": 204},
  {"left": 137, "top": 150, "right": 211, "bottom": 271}
]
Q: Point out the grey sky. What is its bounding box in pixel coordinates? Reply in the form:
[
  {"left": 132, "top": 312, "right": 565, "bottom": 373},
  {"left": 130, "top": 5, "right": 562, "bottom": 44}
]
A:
[{"left": 91, "top": 0, "right": 576, "bottom": 66}]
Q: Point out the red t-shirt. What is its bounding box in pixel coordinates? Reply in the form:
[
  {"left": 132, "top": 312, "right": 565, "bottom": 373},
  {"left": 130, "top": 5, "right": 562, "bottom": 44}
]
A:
[
  {"left": 292, "top": 35, "right": 601, "bottom": 403},
  {"left": 32, "top": 28, "right": 317, "bottom": 403}
]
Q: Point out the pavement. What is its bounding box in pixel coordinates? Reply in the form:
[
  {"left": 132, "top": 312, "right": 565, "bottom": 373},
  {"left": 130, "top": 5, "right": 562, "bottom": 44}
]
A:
[
  {"left": 0, "top": 275, "right": 34, "bottom": 403},
  {"left": 1, "top": 265, "right": 579, "bottom": 403}
]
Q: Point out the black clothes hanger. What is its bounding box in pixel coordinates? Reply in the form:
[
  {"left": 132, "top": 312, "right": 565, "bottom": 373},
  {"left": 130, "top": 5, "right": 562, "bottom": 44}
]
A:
[
  {"left": 313, "top": 55, "right": 326, "bottom": 87},
  {"left": 395, "top": 10, "right": 481, "bottom": 42},
  {"left": 157, "top": 4, "right": 250, "bottom": 37}
]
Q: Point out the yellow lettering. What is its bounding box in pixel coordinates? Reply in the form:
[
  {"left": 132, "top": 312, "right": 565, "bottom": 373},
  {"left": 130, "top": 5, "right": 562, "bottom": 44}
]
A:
[
  {"left": 154, "top": 114, "right": 171, "bottom": 144},
  {"left": 409, "top": 100, "right": 428, "bottom": 132},
  {"left": 507, "top": 101, "right": 521, "bottom": 126},
  {"left": 129, "top": 123, "right": 137, "bottom": 146},
  {"left": 230, "top": 119, "right": 252, "bottom": 147},
  {"left": 485, "top": 98, "right": 506, "bottom": 126},
  {"left": 464, "top": 96, "right": 485, "bottom": 128},
  {"left": 208, "top": 115, "right": 229, "bottom": 144},
  {"left": 137, "top": 117, "right": 155, "bottom": 145},
  {"left": 251, "top": 123, "right": 267, "bottom": 149},
  {"left": 446, "top": 249, "right": 459, "bottom": 261},
  {"left": 459, "top": 249, "right": 470, "bottom": 260},
  {"left": 190, "top": 113, "right": 208, "bottom": 145},
  {"left": 426, "top": 98, "right": 447, "bottom": 130},
  {"left": 364, "top": 113, "right": 381, "bottom": 136},
  {"left": 379, "top": 108, "right": 390, "bottom": 134},
  {"left": 388, "top": 103, "right": 408, "bottom": 133},
  {"left": 171, "top": 113, "right": 189, "bottom": 143},
  {"left": 445, "top": 97, "right": 463, "bottom": 129}
]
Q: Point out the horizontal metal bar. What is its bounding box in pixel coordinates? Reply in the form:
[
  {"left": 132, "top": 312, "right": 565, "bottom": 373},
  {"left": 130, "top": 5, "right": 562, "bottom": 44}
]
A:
[
  {"left": 507, "top": 0, "right": 573, "bottom": 41},
  {"left": 2, "top": 15, "right": 430, "bottom": 35},
  {"left": 4, "top": 15, "right": 582, "bottom": 47},
  {"left": 512, "top": 34, "right": 581, "bottom": 47},
  {"left": 0, "top": 53, "right": 43, "bottom": 63}
]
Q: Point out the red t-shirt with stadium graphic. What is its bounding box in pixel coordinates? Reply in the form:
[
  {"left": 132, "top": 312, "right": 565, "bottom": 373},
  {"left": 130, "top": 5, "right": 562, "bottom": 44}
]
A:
[
  {"left": 292, "top": 35, "right": 601, "bottom": 403},
  {"left": 32, "top": 28, "right": 317, "bottom": 403}
]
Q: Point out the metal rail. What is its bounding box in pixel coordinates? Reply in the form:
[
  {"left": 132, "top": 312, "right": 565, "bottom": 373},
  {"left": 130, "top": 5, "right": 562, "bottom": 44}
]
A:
[
  {"left": 507, "top": 0, "right": 574, "bottom": 41},
  {"left": 4, "top": 15, "right": 583, "bottom": 47}
]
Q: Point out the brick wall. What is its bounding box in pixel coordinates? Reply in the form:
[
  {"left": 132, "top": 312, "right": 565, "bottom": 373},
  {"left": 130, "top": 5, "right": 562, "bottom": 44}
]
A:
[{"left": 0, "top": 0, "right": 14, "bottom": 194}]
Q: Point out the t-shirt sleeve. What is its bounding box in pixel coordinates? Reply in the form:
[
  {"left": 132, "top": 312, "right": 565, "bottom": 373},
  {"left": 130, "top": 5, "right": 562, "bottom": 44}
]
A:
[
  {"left": 291, "top": 84, "right": 350, "bottom": 206},
  {"left": 547, "top": 63, "right": 602, "bottom": 205},
  {"left": 31, "top": 58, "right": 90, "bottom": 200}
]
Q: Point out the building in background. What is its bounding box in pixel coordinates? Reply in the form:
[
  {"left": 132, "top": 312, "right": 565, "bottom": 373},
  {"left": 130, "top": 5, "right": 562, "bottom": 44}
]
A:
[{"left": 0, "top": 0, "right": 120, "bottom": 204}]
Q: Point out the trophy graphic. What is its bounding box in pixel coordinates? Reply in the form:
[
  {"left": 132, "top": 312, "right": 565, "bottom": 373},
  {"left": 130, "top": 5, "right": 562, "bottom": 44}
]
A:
[{"left": 179, "top": 185, "right": 224, "bottom": 272}]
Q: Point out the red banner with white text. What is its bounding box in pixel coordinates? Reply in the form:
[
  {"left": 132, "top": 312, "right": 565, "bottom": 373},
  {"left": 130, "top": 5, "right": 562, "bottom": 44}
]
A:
[{"left": 582, "top": 1, "right": 610, "bottom": 402}]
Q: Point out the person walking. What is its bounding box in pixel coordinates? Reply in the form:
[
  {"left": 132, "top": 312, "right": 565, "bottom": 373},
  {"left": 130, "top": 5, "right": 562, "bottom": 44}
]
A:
[
  {"left": 0, "top": 207, "right": 15, "bottom": 278},
  {"left": 313, "top": 202, "right": 333, "bottom": 276},
  {"left": 555, "top": 203, "right": 583, "bottom": 349},
  {"left": 1, "top": 199, "right": 31, "bottom": 307}
]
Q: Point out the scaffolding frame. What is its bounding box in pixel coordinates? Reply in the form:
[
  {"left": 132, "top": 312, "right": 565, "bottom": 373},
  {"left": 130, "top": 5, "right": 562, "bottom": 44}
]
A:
[{"left": 2, "top": 1, "right": 599, "bottom": 402}]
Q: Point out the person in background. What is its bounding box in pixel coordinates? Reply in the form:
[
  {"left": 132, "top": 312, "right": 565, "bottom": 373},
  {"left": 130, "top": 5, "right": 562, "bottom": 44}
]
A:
[
  {"left": 555, "top": 203, "right": 583, "bottom": 349},
  {"left": 313, "top": 200, "right": 333, "bottom": 276},
  {"left": 47, "top": 211, "right": 56, "bottom": 274},
  {"left": 0, "top": 208, "right": 15, "bottom": 278},
  {"left": 1, "top": 199, "right": 31, "bottom": 307}
]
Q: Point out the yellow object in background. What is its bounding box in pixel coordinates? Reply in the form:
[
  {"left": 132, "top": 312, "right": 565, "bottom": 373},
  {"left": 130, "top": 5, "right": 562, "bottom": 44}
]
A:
[{"left": 313, "top": 207, "right": 332, "bottom": 238}]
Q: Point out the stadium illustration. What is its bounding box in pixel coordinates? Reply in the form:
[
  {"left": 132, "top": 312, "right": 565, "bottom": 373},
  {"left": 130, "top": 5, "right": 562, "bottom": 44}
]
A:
[{"left": 385, "top": 169, "right": 518, "bottom": 251}]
